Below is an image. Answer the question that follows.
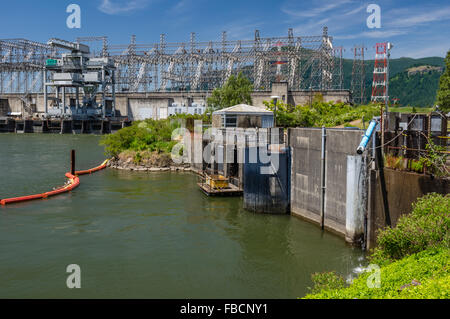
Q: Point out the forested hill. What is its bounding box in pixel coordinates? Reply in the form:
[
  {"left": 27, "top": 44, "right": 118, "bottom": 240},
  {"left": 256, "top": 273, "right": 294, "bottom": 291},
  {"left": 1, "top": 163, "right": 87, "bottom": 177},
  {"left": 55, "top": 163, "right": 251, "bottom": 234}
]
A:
[{"left": 341, "top": 56, "right": 445, "bottom": 107}]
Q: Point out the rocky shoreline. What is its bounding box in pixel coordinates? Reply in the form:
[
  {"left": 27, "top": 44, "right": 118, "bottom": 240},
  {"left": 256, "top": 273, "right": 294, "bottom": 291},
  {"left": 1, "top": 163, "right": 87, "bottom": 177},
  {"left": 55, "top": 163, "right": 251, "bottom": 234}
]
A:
[{"left": 107, "top": 157, "right": 192, "bottom": 172}]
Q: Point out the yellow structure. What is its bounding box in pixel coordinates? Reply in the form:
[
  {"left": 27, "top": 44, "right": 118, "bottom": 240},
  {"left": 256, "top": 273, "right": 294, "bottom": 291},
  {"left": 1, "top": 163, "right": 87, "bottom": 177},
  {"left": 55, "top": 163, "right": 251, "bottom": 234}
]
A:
[{"left": 205, "top": 174, "right": 229, "bottom": 189}]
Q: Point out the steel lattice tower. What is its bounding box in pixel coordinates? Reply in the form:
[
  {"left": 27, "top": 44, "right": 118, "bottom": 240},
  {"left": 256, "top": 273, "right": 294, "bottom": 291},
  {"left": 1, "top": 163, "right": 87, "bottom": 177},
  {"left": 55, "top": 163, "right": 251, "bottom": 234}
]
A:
[
  {"left": 333, "top": 46, "right": 344, "bottom": 90},
  {"left": 371, "top": 42, "right": 388, "bottom": 103},
  {"left": 351, "top": 45, "right": 366, "bottom": 105},
  {"left": 1, "top": 27, "right": 340, "bottom": 94}
]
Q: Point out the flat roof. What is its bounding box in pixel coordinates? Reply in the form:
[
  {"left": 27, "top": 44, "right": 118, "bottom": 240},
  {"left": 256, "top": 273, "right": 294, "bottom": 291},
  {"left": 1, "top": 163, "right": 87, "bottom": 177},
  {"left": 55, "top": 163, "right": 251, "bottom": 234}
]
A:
[{"left": 213, "top": 104, "right": 273, "bottom": 115}]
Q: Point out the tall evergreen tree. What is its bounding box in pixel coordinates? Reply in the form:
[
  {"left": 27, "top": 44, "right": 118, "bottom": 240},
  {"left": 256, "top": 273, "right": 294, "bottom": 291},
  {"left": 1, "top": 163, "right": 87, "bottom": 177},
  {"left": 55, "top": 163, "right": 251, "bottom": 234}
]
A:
[
  {"left": 207, "top": 72, "right": 253, "bottom": 111},
  {"left": 436, "top": 50, "right": 450, "bottom": 112}
]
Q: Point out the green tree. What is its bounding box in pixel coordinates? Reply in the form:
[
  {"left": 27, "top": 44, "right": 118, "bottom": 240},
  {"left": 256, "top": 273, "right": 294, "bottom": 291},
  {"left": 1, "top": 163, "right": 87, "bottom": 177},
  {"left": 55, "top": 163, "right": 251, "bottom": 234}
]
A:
[
  {"left": 436, "top": 50, "right": 450, "bottom": 112},
  {"left": 207, "top": 72, "right": 253, "bottom": 111}
]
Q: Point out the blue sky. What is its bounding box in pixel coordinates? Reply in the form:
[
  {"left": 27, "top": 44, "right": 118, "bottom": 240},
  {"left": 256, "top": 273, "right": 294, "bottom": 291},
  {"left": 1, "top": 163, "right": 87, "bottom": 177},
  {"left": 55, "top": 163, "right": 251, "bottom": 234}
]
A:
[{"left": 1, "top": 0, "right": 449, "bottom": 59}]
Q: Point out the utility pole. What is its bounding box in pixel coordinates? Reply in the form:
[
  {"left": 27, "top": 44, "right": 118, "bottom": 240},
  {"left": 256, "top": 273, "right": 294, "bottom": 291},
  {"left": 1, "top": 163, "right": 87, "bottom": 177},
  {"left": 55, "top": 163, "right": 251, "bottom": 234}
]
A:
[
  {"left": 270, "top": 95, "right": 280, "bottom": 127},
  {"left": 385, "top": 42, "right": 393, "bottom": 113}
]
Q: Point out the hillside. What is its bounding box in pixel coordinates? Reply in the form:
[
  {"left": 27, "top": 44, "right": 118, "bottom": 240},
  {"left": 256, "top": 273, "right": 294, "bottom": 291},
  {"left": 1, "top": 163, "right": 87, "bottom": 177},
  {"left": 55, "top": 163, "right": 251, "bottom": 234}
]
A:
[
  {"left": 389, "top": 69, "right": 442, "bottom": 106},
  {"left": 342, "top": 56, "right": 445, "bottom": 106}
]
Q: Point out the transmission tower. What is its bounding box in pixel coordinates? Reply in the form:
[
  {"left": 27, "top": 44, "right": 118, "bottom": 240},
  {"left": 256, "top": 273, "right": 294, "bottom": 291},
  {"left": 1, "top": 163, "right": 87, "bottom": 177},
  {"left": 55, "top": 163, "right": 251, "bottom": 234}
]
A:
[
  {"left": 333, "top": 46, "right": 344, "bottom": 90},
  {"left": 351, "top": 45, "right": 365, "bottom": 105},
  {"left": 1, "top": 27, "right": 343, "bottom": 94},
  {"left": 371, "top": 42, "right": 388, "bottom": 103}
]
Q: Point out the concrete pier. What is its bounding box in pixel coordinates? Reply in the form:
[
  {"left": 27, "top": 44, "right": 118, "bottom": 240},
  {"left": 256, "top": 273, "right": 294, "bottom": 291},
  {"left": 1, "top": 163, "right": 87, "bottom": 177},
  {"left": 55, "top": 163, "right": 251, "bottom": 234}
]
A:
[{"left": 0, "top": 118, "right": 131, "bottom": 134}]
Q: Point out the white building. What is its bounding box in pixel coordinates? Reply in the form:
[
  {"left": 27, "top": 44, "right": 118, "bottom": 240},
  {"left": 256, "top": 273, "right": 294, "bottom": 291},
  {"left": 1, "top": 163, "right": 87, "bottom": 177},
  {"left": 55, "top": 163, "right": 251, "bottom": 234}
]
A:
[{"left": 168, "top": 102, "right": 206, "bottom": 116}]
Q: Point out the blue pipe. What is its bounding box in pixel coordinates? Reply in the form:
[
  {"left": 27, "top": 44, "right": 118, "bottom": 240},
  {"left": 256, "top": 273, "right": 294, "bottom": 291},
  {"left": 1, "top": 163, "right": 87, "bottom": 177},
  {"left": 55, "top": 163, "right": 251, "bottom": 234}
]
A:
[{"left": 357, "top": 120, "right": 378, "bottom": 154}]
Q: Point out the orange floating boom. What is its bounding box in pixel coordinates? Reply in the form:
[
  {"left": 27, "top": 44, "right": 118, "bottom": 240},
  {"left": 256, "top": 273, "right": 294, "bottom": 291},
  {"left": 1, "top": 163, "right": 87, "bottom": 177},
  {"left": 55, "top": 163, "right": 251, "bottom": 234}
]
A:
[
  {"left": 0, "top": 159, "right": 109, "bottom": 206},
  {"left": 75, "top": 159, "right": 109, "bottom": 175}
]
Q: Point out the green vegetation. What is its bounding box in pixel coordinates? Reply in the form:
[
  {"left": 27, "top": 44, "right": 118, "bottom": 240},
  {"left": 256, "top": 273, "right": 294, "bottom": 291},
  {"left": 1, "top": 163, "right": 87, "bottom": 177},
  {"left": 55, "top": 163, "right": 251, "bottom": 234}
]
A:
[
  {"left": 384, "top": 154, "right": 426, "bottom": 174},
  {"left": 309, "top": 271, "right": 347, "bottom": 294},
  {"left": 263, "top": 94, "right": 380, "bottom": 128},
  {"left": 388, "top": 106, "right": 433, "bottom": 113},
  {"left": 370, "top": 193, "right": 449, "bottom": 264},
  {"left": 207, "top": 72, "right": 253, "bottom": 111},
  {"left": 384, "top": 154, "right": 406, "bottom": 171},
  {"left": 340, "top": 56, "right": 445, "bottom": 106},
  {"left": 389, "top": 69, "right": 442, "bottom": 107},
  {"left": 436, "top": 50, "right": 450, "bottom": 112},
  {"left": 384, "top": 141, "right": 449, "bottom": 177},
  {"left": 409, "top": 159, "right": 425, "bottom": 174},
  {"left": 305, "top": 248, "right": 449, "bottom": 299},
  {"left": 304, "top": 193, "right": 450, "bottom": 299},
  {"left": 419, "top": 140, "right": 449, "bottom": 177},
  {"left": 100, "top": 114, "right": 207, "bottom": 158}
]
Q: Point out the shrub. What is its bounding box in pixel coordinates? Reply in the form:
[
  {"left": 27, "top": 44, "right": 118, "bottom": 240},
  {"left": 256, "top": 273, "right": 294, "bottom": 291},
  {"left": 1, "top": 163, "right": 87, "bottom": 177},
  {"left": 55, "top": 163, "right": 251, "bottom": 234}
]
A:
[
  {"left": 419, "top": 140, "right": 449, "bottom": 177},
  {"left": 263, "top": 100, "right": 380, "bottom": 128},
  {"left": 309, "top": 271, "right": 347, "bottom": 294},
  {"left": 385, "top": 154, "right": 406, "bottom": 170},
  {"left": 370, "top": 193, "right": 450, "bottom": 264},
  {"left": 100, "top": 115, "right": 204, "bottom": 157},
  {"left": 409, "top": 159, "right": 424, "bottom": 173}
]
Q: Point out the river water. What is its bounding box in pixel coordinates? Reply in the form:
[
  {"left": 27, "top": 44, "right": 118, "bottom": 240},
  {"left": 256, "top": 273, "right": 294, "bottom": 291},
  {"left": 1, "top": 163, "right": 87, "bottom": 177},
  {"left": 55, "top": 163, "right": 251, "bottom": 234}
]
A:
[{"left": 0, "top": 134, "right": 365, "bottom": 298}]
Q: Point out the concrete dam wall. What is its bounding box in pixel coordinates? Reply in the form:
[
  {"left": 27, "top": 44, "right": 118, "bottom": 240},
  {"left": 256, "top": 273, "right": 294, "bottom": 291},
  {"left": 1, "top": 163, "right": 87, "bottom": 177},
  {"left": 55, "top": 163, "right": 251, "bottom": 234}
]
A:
[
  {"left": 288, "top": 128, "right": 367, "bottom": 242},
  {"left": 0, "top": 85, "right": 350, "bottom": 120}
]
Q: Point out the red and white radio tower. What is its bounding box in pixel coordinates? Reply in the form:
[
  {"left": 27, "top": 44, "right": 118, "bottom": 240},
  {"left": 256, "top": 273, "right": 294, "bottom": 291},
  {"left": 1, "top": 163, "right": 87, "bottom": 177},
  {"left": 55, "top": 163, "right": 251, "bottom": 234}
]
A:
[{"left": 371, "top": 42, "right": 393, "bottom": 110}]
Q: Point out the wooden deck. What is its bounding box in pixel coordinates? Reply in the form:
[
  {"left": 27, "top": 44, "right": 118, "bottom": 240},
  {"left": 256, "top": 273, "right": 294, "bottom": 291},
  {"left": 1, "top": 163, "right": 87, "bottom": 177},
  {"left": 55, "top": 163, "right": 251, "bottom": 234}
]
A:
[{"left": 197, "top": 182, "right": 243, "bottom": 197}]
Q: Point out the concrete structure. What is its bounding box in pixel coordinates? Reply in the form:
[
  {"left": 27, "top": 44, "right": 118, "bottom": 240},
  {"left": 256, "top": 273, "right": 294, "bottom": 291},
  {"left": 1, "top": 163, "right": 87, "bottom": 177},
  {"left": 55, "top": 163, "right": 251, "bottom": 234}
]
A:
[
  {"left": 288, "top": 127, "right": 367, "bottom": 242},
  {"left": 172, "top": 124, "right": 448, "bottom": 249},
  {"left": 212, "top": 104, "right": 274, "bottom": 128},
  {"left": 367, "top": 168, "right": 449, "bottom": 249},
  {"left": 0, "top": 82, "right": 350, "bottom": 121},
  {"left": 0, "top": 27, "right": 342, "bottom": 94},
  {"left": 43, "top": 38, "right": 116, "bottom": 119},
  {"left": 168, "top": 102, "right": 206, "bottom": 117},
  {"left": 0, "top": 117, "right": 130, "bottom": 134},
  {"left": 243, "top": 146, "right": 291, "bottom": 214}
]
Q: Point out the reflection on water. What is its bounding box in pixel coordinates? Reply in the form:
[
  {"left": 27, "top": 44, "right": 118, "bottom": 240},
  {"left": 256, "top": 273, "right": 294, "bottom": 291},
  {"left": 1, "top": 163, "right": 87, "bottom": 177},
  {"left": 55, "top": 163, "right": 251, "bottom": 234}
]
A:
[{"left": 0, "top": 134, "right": 365, "bottom": 298}]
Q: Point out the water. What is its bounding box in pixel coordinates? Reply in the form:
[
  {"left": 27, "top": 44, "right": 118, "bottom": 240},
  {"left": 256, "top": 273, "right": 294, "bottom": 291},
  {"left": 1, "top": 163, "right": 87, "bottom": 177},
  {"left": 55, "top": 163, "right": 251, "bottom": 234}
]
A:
[{"left": 0, "top": 134, "right": 365, "bottom": 298}]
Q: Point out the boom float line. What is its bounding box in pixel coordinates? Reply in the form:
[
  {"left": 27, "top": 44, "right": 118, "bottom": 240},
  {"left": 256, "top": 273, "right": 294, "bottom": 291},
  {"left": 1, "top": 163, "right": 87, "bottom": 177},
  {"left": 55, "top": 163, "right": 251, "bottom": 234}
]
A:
[{"left": 0, "top": 160, "right": 109, "bottom": 206}]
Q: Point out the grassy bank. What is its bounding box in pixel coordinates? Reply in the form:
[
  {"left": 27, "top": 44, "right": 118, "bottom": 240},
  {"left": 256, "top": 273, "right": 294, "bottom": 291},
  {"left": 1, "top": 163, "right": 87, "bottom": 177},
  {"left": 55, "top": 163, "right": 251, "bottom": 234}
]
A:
[
  {"left": 305, "top": 248, "right": 449, "bottom": 299},
  {"left": 100, "top": 114, "right": 207, "bottom": 166},
  {"left": 389, "top": 106, "right": 434, "bottom": 113},
  {"left": 304, "top": 193, "right": 450, "bottom": 299}
]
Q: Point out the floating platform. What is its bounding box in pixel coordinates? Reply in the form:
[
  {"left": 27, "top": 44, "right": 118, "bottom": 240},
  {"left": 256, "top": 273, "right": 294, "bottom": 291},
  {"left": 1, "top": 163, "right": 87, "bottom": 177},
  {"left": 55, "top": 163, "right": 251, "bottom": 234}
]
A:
[{"left": 197, "top": 182, "right": 243, "bottom": 197}]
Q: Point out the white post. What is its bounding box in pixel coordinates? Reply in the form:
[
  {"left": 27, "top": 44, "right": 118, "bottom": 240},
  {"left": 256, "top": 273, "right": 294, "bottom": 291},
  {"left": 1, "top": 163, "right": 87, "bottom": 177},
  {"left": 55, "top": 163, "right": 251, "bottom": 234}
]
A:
[{"left": 345, "top": 155, "right": 367, "bottom": 244}]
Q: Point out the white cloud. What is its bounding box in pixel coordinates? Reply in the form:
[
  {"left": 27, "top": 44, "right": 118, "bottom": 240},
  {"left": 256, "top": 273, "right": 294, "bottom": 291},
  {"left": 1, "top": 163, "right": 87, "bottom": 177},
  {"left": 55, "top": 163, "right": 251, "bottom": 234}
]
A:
[
  {"left": 293, "top": 18, "right": 330, "bottom": 35},
  {"left": 282, "top": 0, "right": 353, "bottom": 18},
  {"left": 334, "top": 29, "right": 408, "bottom": 40},
  {"left": 98, "top": 0, "right": 150, "bottom": 15},
  {"left": 344, "top": 4, "right": 365, "bottom": 16},
  {"left": 221, "top": 20, "right": 264, "bottom": 40},
  {"left": 393, "top": 40, "right": 449, "bottom": 58},
  {"left": 170, "top": 0, "right": 190, "bottom": 14},
  {"left": 279, "top": 1, "right": 449, "bottom": 58},
  {"left": 280, "top": 0, "right": 365, "bottom": 36},
  {"left": 386, "top": 7, "right": 450, "bottom": 28}
]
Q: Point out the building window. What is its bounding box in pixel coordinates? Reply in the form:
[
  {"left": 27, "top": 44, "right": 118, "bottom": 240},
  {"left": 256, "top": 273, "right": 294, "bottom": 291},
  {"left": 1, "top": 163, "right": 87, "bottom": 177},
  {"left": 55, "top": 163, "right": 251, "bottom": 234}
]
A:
[{"left": 225, "top": 115, "right": 237, "bottom": 128}]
